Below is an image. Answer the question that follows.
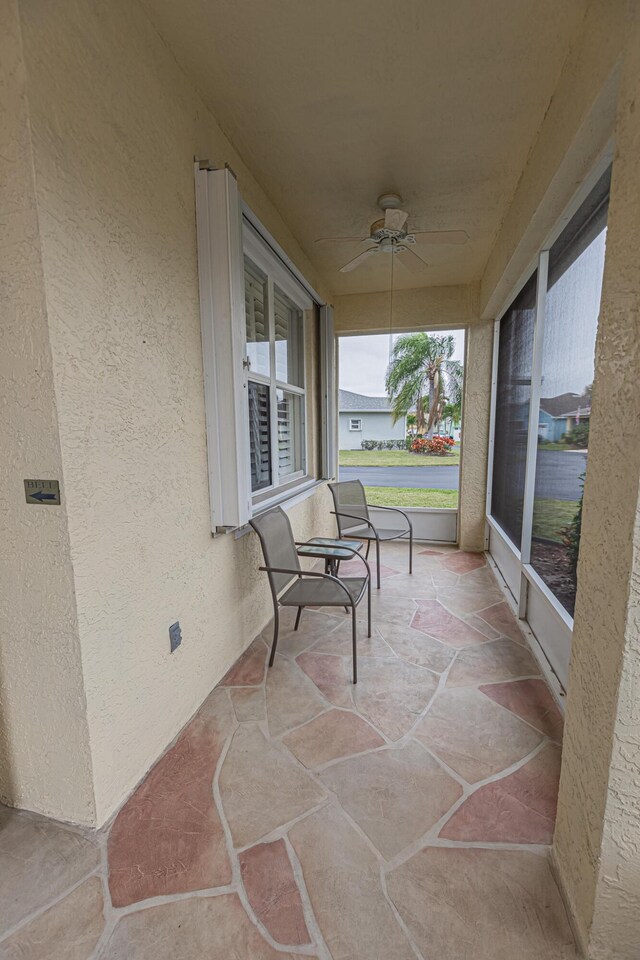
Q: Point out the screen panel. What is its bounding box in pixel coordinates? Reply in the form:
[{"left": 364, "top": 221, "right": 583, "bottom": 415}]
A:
[{"left": 490, "top": 272, "right": 537, "bottom": 548}]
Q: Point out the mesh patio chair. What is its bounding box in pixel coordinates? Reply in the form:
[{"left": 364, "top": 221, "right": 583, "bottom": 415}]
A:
[
  {"left": 328, "top": 479, "right": 413, "bottom": 589},
  {"left": 250, "top": 506, "right": 371, "bottom": 683}
]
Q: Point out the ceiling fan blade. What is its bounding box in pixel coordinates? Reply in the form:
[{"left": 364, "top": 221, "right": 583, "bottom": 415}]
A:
[
  {"left": 397, "top": 246, "right": 429, "bottom": 274},
  {"left": 314, "top": 235, "right": 365, "bottom": 243},
  {"left": 339, "top": 246, "right": 379, "bottom": 273},
  {"left": 412, "top": 230, "right": 469, "bottom": 245},
  {"left": 384, "top": 208, "right": 409, "bottom": 232}
]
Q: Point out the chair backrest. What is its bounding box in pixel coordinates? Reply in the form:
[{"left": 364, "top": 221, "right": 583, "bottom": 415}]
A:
[
  {"left": 249, "top": 506, "right": 301, "bottom": 596},
  {"left": 328, "top": 480, "right": 370, "bottom": 536}
]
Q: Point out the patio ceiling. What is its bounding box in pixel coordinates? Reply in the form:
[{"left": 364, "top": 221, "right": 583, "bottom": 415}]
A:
[{"left": 141, "top": 0, "right": 586, "bottom": 295}]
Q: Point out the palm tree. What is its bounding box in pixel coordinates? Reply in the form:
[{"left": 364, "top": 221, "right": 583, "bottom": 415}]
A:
[{"left": 385, "top": 333, "right": 463, "bottom": 438}]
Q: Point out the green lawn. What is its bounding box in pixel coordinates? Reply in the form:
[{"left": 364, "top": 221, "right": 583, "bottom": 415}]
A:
[
  {"left": 339, "top": 448, "right": 460, "bottom": 467},
  {"left": 532, "top": 498, "right": 579, "bottom": 543},
  {"left": 364, "top": 486, "right": 458, "bottom": 508}
]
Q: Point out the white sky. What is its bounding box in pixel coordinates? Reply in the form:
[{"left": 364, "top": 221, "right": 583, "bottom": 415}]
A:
[{"left": 339, "top": 330, "right": 465, "bottom": 396}]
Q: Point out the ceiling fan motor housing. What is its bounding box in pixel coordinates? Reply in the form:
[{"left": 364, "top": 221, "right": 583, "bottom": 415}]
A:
[{"left": 370, "top": 218, "right": 416, "bottom": 244}]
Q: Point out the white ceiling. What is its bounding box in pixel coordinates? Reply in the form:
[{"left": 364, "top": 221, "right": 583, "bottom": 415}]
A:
[{"left": 142, "top": 0, "right": 586, "bottom": 294}]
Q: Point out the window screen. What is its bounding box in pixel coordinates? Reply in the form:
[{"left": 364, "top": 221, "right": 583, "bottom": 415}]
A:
[
  {"left": 530, "top": 170, "right": 609, "bottom": 614},
  {"left": 491, "top": 272, "right": 537, "bottom": 548}
]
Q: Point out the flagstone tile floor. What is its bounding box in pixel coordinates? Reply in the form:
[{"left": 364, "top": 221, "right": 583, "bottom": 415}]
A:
[{"left": 0, "top": 544, "right": 575, "bottom": 959}]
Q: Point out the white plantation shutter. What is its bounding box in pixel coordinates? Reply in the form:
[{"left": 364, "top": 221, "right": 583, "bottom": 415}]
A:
[
  {"left": 248, "top": 382, "right": 271, "bottom": 490},
  {"left": 277, "top": 393, "right": 293, "bottom": 475}
]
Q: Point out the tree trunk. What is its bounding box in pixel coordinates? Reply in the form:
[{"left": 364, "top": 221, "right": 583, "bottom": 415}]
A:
[
  {"left": 416, "top": 395, "right": 425, "bottom": 434},
  {"left": 427, "top": 378, "right": 436, "bottom": 439}
]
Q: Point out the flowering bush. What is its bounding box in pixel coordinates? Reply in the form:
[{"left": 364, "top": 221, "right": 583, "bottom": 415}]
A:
[{"left": 410, "top": 436, "right": 455, "bottom": 456}]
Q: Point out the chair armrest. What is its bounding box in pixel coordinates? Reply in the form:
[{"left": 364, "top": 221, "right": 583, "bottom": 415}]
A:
[
  {"left": 330, "top": 511, "right": 379, "bottom": 538},
  {"left": 259, "top": 566, "right": 354, "bottom": 604},
  {"left": 368, "top": 504, "right": 413, "bottom": 533}
]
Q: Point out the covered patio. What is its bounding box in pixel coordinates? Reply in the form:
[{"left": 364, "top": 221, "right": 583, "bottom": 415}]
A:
[
  {"left": 2, "top": 1, "right": 640, "bottom": 958},
  {"left": 0, "top": 544, "right": 567, "bottom": 958}
]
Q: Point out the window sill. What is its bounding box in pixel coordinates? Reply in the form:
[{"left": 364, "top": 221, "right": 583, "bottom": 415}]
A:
[{"left": 233, "top": 478, "right": 327, "bottom": 539}]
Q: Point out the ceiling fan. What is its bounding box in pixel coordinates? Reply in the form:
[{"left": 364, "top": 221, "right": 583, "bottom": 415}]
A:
[{"left": 315, "top": 193, "right": 468, "bottom": 274}]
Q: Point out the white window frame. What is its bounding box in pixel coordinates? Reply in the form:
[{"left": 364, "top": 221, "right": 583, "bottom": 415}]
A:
[
  {"left": 349, "top": 418, "right": 362, "bottom": 432},
  {"left": 243, "top": 222, "right": 313, "bottom": 505},
  {"left": 485, "top": 154, "right": 611, "bottom": 690},
  {"left": 194, "top": 162, "right": 326, "bottom": 532}
]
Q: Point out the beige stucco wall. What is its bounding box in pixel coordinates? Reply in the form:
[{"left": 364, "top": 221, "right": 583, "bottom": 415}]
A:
[
  {"left": 0, "top": 0, "right": 95, "bottom": 823},
  {"left": 333, "top": 283, "right": 478, "bottom": 336},
  {"left": 553, "top": 11, "right": 640, "bottom": 956},
  {"left": 480, "top": 0, "right": 624, "bottom": 320},
  {"left": 11, "top": 0, "right": 333, "bottom": 826},
  {"left": 458, "top": 322, "right": 493, "bottom": 552}
]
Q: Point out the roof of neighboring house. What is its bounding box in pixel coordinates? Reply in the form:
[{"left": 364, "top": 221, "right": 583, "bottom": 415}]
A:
[
  {"left": 339, "top": 389, "right": 397, "bottom": 413},
  {"left": 539, "top": 392, "right": 591, "bottom": 419}
]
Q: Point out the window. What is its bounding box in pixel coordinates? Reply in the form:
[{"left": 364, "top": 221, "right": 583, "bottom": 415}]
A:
[
  {"left": 243, "top": 246, "right": 308, "bottom": 499},
  {"left": 490, "top": 272, "right": 537, "bottom": 548},
  {"left": 194, "top": 165, "right": 325, "bottom": 533},
  {"left": 349, "top": 418, "right": 362, "bottom": 431}
]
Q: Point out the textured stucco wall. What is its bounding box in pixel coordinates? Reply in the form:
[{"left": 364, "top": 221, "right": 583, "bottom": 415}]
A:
[
  {"left": 16, "top": 0, "right": 332, "bottom": 826},
  {"left": 333, "top": 284, "right": 478, "bottom": 335},
  {"left": 480, "top": 0, "right": 624, "bottom": 320},
  {"left": 553, "top": 11, "right": 640, "bottom": 956},
  {"left": 458, "top": 322, "right": 493, "bottom": 552},
  {"left": 0, "top": 0, "right": 95, "bottom": 823}
]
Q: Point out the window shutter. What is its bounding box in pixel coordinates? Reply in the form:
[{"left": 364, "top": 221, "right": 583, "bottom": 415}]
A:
[{"left": 194, "top": 164, "right": 250, "bottom": 532}]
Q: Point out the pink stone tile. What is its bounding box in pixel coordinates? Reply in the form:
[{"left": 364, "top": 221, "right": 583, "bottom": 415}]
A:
[
  {"left": 419, "top": 548, "right": 443, "bottom": 556},
  {"left": 220, "top": 638, "right": 267, "bottom": 686},
  {"left": 477, "top": 601, "right": 524, "bottom": 642},
  {"left": 296, "top": 652, "right": 352, "bottom": 707},
  {"left": 480, "top": 680, "right": 564, "bottom": 742},
  {"left": 411, "top": 599, "right": 488, "bottom": 648},
  {"left": 108, "top": 689, "right": 234, "bottom": 906},
  {"left": 283, "top": 709, "right": 384, "bottom": 768},
  {"left": 440, "top": 743, "right": 561, "bottom": 844},
  {"left": 239, "top": 840, "right": 310, "bottom": 945},
  {"left": 440, "top": 551, "right": 486, "bottom": 574}
]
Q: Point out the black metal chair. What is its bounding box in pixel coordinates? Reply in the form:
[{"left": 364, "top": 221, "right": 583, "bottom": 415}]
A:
[
  {"left": 250, "top": 506, "right": 371, "bottom": 683},
  {"left": 328, "top": 479, "right": 413, "bottom": 589}
]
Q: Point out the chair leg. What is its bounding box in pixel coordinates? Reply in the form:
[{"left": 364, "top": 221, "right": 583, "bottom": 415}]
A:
[
  {"left": 367, "top": 578, "right": 372, "bottom": 638},
  {"left": 376, "top": 539, "right": 381, "bottom": 589},
  {"left": 351, "top": 605, "right": 357, "bottom": 684},
  {"left": 268, "top": 605, "right": 280, "bottom": 667},
  {"left": 365, "top": 540, "right": 371, "bottom": 561},
  {"left": 294, "top": 607, "right": 302, "bottom": 631},
  {"left": 409, "top": 527, "right": 413, "bottom": 574}
]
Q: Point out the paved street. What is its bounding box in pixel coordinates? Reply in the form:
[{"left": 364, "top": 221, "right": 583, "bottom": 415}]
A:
[
  {"left": 339, "top": 464, "right": 460, "bottom": 489},
  {"left": 340, "top": 449, "right": 587, "bottom": 499}
]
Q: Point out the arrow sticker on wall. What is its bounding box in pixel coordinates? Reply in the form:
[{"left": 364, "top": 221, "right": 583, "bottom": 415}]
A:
[{"left": 24, "top": 479, "right": 61, "bottom": 505}]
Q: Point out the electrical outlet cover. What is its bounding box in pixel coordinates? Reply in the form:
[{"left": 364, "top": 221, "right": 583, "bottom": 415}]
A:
[{"left": 169, "top": 621, "right": 182, "bottom": 653}]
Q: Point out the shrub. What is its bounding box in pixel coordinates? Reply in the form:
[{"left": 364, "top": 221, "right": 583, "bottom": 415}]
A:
[
  {"left": 360, "top": 439, "right": 407, "bottom": 451},
  {"left": 562, "top": 421, "right": 589, "bottom": 448},
  {"left": 410, "top": 436, "right": 454, "bottom": 456}
]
